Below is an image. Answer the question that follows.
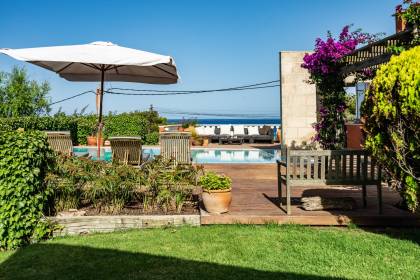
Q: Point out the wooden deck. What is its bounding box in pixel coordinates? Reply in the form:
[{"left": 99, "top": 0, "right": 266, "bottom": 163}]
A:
[{"left": 201, "top": 164, "right": 420, "bottom": 226}]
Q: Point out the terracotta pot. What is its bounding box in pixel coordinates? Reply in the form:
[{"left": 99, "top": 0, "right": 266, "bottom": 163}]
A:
[
  {"left": 183, "top": 125, "right": 195, "bottom": 133},
  {"left": 202, "top": 188, "right": 232, "bottom": 214},
  {"left": 202, "top": 137, "right": 209, "bottom": 147},
  {"left": 86, "top": 136, "right": 104, "bottom": 146},
  {"left": 87, "top": 136, "right": 97, "bottom": 146},
  {"left": 192, "top": 138, "right": 204, "bottom": 146},
  {"left": 395, "top": 13, "right": 407, "bottom": 33},
  {"left": 346, "top": 123, "right": 364, "bottom": 149}
]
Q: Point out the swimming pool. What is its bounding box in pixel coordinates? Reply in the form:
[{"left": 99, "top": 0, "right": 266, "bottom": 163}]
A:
[{"left": 73, "top": 147, "right": 281, "bottom": 164}]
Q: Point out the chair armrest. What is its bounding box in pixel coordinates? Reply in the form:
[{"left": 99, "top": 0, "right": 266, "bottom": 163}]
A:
[{"left": 276, "top": 159, "right": 287, "bottom": 167}]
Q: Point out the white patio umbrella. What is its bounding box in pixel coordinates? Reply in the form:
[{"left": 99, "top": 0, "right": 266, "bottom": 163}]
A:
[{"left": 0, "top": 41, "right": 179, "bottom": 158}]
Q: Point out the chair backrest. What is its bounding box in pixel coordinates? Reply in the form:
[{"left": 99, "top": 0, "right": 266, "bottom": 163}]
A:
[
  {"left": 159, "top": 132, "right": 192, "bottom": 164},
  {"left": 46, "top": 131, "right": 73, "bottom": 156},
  {"left": 109, "top": 137, "right": 142, "bottom": 165},
  {"left": 282, "top": 147, "right": 380, "bottom": 185}
]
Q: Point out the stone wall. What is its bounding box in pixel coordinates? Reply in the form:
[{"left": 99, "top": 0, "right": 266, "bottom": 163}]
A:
[
  {"left": 279, "top": 51, "right": 317, "bottom": 146},
  {"left": 51, "top": 215, "right": 201, "bottom": 236}
]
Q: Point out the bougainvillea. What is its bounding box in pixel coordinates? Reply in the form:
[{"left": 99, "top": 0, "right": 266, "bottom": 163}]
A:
[
  {"left": 362, "top": 46, "right": 420, "bottom": 212},
  {"left": 302, "top": 25, "right": 380, "bottom": 149}
]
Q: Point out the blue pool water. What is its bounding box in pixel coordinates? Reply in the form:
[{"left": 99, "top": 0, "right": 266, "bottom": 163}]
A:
[{"left": 73, "top": 147, "right": 281, "bottom": 164}]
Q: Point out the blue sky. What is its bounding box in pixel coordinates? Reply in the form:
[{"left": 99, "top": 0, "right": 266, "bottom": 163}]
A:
[{"left": 0, "top": 0, "right": 401, "bottom": 119}]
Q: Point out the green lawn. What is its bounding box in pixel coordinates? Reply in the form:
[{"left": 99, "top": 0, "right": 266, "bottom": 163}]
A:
[{"left": 0, "top": 225, "right": 419, "bottom": 280}]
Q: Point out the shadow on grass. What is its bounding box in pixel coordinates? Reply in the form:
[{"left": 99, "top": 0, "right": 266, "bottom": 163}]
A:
[
  {"left": 361, "top": 227, "right": 420, "bottom": 246},
  {"left": 0, "top": 243, "right": 344, "bottom": 280},
  {"left": 263, "top": 189, "right": 420, "bottom": 246}
]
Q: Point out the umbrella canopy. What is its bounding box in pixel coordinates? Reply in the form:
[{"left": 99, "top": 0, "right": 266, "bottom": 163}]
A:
[
  {"left": 0, "top": 41, "right": 178, "bottom": 83},
  {"left": 0, "top": 41, "right": 179, "bottom": 158}
]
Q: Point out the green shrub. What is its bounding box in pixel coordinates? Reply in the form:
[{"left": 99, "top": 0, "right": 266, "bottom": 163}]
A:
[
  {"left": 362, "top": 46, "right": 420, "bottom": 212},
  {"left": 0, "top": 110, "right": 167, "bottom": 145},
  {"left": 46, "top": 155, "right": 201, "bottom": 214},
  {"left": 102, "top": 111, "right": 165, "bottom": 145},
  {"left": 0, "top": 130, "right": 55, "bottom": 250},
  {"left": 0, "top": 115, "right": 78, "bottom": 144},
  {"left": 199, "top": 172, "right": 232, "bottom": 191}
]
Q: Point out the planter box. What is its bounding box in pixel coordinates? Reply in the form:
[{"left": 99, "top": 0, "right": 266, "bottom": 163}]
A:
[
  {"left": 346, "top": 123, "right": 363, "bottom": 149},
  {"left": 50, "top": 215, "right": 200, "bottom": 236}
]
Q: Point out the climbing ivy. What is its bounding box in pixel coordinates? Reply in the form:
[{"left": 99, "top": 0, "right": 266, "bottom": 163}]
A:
[{"left": 0, "top": 130, "right": 56, "bottom": 250}]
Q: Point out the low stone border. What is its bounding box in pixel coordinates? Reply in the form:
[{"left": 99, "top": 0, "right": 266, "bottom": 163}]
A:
[{"left": 49, "top": 215, "right": 200, "bottom": 236}]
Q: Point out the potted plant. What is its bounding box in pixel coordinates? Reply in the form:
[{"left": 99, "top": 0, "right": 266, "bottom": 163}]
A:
[
  {"left": 394, "top": 1, "right": 420, "bottom": 32},
  {"left": 190, "top": 127, "right": 204, "bottom": 146},
  {"left": 199, "top": 172, "right": 232, "bottom": 214},
  {"left": 87, "top": 123, "right": 104, "bottom": 146}
]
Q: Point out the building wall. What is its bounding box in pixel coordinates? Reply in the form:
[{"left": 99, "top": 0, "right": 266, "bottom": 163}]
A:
[{"left": 279, "top": 51, "right": 317, "bottom": 146}]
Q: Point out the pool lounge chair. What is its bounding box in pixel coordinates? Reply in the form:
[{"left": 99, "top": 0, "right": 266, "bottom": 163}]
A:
[
  {"left": 209, "top": 126, "right": 221, "bottom": 143},
  {"left": 217, "top": 125, "right": 233, "bottom": 144},
  {"left": 46, "top": 131, "right": 73, "bottom": 156},
  {"left": 159, "top": 132, "right": 192, "bottom": 165},
  {"left": 232, "top": 125, "right": 246, "bottom": 143},
  {"left": 109, "top": 136, "right": 143, "bottom": 166},
  {"left": 248, "top": 126, "right": 274, "bottom": 143}
]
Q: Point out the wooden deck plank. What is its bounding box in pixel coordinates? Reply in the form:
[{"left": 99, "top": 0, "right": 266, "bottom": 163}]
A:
[{"left": 201, "top": 164, "right": 420, "bottom": 226}]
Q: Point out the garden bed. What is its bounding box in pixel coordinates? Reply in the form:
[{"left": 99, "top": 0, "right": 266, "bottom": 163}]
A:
[
  {"left": 46, "top": 154, "right": 204, "bottom": 217},
  {"left": 79, "top": 201, "right": 199, "bottom": 216}
]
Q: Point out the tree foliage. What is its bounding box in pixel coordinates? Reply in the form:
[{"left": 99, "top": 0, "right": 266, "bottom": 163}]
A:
[
  {"left": 362, "top": 46, "right": 420, "bottom": 212},
  {"left": 0, "top": 66, "right": 51, "bottom": 117}
]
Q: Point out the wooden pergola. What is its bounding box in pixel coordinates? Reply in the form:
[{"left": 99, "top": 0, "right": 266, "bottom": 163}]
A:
[{"left": 339, "top": 26, "right": 418, "bottom": 77}]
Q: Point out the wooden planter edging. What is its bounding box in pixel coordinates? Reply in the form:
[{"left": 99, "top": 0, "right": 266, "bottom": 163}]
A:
[{"left": 49, "top": 215, "right": 200, "bottom": 236}]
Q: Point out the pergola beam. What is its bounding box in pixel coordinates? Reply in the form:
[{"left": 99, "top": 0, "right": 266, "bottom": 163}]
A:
[{"left": 339, "top": 26, "right": 417, "bottom": 77}]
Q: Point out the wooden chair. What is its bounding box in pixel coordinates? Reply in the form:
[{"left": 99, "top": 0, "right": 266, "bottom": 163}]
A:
[
  {"left": 109, "top": 137, "right": 142, "bottom": 166},
  {"left": 277, "top": 147, "right": 383, "bottom": 215},
  {"left": 46, "top": 131, "right": 73, "bottom": 156},
  {"left": 159, "top": 132, "right": 192, "bottom": 165}
]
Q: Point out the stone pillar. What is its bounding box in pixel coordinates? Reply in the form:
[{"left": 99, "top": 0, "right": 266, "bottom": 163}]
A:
[{"left": 279, "top": 51, "right": 317, "bottom": 146}]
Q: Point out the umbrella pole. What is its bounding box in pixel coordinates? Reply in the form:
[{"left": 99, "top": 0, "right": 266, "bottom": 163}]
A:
[{"left": 97, "top": 67, "right": 105, "bottom": 159}]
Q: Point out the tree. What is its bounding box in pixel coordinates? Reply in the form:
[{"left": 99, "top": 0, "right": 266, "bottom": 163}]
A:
[{"left": 0, "top": 66, "right": 51, "bottom": 117}]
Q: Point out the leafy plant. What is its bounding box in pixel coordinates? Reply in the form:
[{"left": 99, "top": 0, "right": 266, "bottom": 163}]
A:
[
  {"left": 46, "top": 155, "right": 201, "bottom": 214},
  {"left": 0, "top": 130, "right": 56, "bottom": 250},
  {"left": 181, "top": 118, "right": 198, "bottom": 129},
  {"left": 362, "top": 46, "right": 420, "bottom": 212},
  {"left": 199, "top": 172, "right": 232, "bottom": 191},
  {"left": 396, "top": 0, "right": 420, "bottom": 26}
]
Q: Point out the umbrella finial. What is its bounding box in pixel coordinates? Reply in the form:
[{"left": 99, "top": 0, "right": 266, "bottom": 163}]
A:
[{"left": 90, "top": 41, "right": 116, "bottom": 46}]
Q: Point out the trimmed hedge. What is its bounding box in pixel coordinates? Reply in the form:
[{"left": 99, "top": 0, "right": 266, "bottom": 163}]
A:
[
  {"left": 0, "top": 111, "right": 166, "bottom": 145},
  {"left": 0, "top": 130, "right": 55, "bottom": 250},
  {"left": 0, "top": 116, "right": 78, "bottom": 144}
]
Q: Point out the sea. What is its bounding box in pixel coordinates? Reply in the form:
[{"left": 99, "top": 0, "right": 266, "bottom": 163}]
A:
[{"left": 167, "top": 118, "right": 281, "bottom": 125}]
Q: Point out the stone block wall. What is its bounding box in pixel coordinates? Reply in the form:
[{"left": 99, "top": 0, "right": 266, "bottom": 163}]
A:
[{"left": 279, "top": 51, "right": 317, "bottom": 146}]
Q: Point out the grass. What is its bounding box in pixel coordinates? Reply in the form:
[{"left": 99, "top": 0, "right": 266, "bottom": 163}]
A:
[{"left": 0, "top": 225, "right": 419, "bottom": 280}]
